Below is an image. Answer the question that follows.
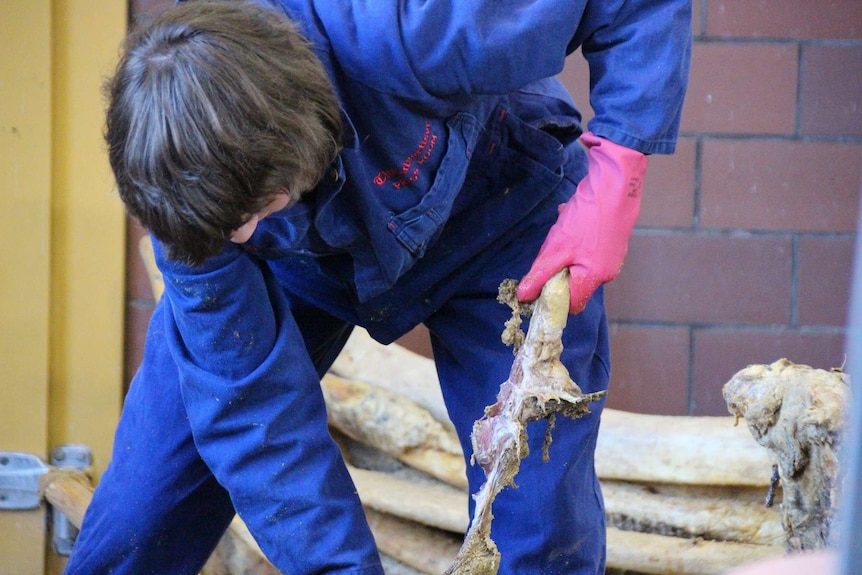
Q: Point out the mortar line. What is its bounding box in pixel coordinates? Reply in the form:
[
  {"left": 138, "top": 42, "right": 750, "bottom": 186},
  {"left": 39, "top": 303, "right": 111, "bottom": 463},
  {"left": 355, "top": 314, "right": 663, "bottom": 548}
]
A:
[{"left": 687, "top": 325, "right": 696, "bottom": 415}]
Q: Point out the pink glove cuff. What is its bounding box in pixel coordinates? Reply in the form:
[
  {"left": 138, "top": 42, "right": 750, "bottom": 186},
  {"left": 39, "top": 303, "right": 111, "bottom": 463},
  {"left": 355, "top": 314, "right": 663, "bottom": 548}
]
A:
[{"left": 517, "top": 132, "right": 648, "bottom": 313}]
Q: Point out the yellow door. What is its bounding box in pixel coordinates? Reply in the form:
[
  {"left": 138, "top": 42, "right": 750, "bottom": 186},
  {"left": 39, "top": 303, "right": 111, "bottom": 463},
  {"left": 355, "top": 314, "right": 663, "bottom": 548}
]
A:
[{"left": 0, "top": 2, "right": 126, "bottom": 573}]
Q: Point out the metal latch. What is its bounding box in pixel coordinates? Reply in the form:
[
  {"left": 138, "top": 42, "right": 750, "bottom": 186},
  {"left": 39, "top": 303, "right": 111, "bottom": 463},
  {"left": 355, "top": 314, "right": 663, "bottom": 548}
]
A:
[
  {"left": 0, "top": 446, "right": 92, "bottom": 556},
  {"left": 51, "top": 444, "right": 92, "bottom": 555},
  {"left": 0, "top": 452, "right": 49, "bottom": 509}
]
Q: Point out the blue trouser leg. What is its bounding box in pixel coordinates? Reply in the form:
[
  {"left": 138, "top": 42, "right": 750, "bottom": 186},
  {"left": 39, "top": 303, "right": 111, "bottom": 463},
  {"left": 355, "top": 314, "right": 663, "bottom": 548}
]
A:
[
  {"left": 425, "top": 228, "right": 610, "bottom": 575},
  {"left": 65, "top": 302, "right": 236, "bottom": 575},
  {"left": 285, "top": 288, "right": 356, "bottom": 378}
]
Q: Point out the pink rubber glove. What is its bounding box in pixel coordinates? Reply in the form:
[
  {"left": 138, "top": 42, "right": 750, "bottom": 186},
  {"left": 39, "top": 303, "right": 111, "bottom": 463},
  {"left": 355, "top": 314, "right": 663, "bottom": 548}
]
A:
[{"left": 517, "top": 132, "right": 648, "bottom": 314}]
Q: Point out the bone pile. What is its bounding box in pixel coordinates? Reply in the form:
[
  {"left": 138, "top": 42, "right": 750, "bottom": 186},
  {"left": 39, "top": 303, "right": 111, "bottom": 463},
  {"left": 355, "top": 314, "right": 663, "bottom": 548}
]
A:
[{"left": 724, "top": 358, "right": 849, "bottom": 552}]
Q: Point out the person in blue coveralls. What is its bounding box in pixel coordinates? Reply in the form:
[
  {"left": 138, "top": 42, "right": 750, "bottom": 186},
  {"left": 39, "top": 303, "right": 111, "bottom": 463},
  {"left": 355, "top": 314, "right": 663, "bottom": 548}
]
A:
[{"left": 67, "top": 1, "right": 690, "bottom": 573}]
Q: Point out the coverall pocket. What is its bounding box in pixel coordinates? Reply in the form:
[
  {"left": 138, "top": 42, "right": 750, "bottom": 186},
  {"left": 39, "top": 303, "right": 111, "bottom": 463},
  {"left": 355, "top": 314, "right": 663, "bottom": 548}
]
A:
[
  {"left": 385, "top": 112, "right": 483, "bottom": 259},
  {"left": 387, "top": 105, "right": 570, "bottom": 261}
]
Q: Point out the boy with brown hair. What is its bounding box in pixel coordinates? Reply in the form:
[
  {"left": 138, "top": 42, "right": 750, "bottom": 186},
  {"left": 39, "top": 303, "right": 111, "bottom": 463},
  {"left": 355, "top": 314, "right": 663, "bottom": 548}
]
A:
[{"left": 67, "top": 1, "right": 691, "bottom": 573}]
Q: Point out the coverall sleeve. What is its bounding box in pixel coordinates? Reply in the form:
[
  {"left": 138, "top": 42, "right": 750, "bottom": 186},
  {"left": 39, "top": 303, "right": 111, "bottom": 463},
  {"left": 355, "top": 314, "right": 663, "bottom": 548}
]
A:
[
  {"left": 311, "top": 0, "right": 690, "bottom": 153},
  {"left": 154, "top": 241, "right": 278, "bottom": 380},
  {"left": 573, "top": 1, "right": 692, "bottom": 154},
  {"left": 313, "top": 0, "right": 585, "bottom": 98},
  {"left": 152, "top": 239, "right": 379, "bottom": 572}
]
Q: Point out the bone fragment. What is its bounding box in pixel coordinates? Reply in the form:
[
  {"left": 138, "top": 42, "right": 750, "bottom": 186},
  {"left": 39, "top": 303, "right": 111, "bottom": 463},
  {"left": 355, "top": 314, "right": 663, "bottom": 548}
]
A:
[
  {"left": 723, "top": 358, "right": 849, "bottom": 550},
  {"left": 597, "top": 410, "right": 774, "bottom": 486},
  {"left": 321, "top": 373, "right": 468, "bottom": 488},
  {"left": 346, "top": 438, "right": 783, "bottom": 553},
  {"left": 38, "top": 468, "right": 94, "bottom": 529},
  {"left": 348, "top": 465, "right": 468, "bottom": 534},
  {"left": 444, "top": 271, "right": 605, "bottom": 574},
  {"left": 606, "top": 527, "right": 781, "bottom": 575},
  {"left": 365, "top": 509, "right": 462, "bottom": 575},
  {"left": 331, "top": 327, "right": 453, "bottom": 430},
  {"left": 603, "top": 480, "right": 783, "bottom": 545}
]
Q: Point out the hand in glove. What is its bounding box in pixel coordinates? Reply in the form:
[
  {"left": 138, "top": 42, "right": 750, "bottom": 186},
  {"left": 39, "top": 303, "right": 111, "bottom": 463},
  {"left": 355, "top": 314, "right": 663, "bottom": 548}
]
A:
[{"left": 517, "top": 132, "right": 648, "bottom": 314}]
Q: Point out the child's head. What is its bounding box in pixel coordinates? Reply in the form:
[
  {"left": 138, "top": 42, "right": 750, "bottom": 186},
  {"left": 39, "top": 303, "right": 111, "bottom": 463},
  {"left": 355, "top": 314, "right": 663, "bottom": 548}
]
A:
[{"left": 105, "top": 0, "right": 343, "bottom": 265}]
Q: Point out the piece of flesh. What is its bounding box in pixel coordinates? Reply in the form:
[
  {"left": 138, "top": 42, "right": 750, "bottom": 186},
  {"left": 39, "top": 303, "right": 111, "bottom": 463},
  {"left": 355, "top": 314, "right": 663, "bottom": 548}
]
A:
[
  {"left": 723, "top": 359, "right": 849, "bottom": 551},
  {"left": 444, "top": 271, "right": 605, "bottom": 574}
]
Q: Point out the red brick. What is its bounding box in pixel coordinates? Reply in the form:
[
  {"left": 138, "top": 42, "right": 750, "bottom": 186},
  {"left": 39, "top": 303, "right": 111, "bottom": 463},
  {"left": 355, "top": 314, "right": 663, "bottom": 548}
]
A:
[
  {"left": 681, "top": 43, "right": 798, "bottom": 135},
  {"left": 563, "top": 42, "right": 798, "bottom": 137},
  {"left": 558, "top": 50, "right": 593, "bottom": 125},
  {"left": 797, "top": 236, "right": 855, "bottom": 327},
  {"left": 607, "top": 324, "right": 690, "bottom": 415},
  {"left": 706, "top": 1, "right": 862, "bottom": 40},
  {"left": 691, "top": 328, "right": 846, "bottom": 415},
  {"left": 640, "top": 138, "right": 696, "bottom": 228},
  {"left": 801, "top": 45, "right": 862, "bottom": 137},
  {"left": 700, "top": 140, "right": 862, "bottom": 233},
  {"left": 396, "top": 324, "right": 434, "bottom": 359},
  {"left": 605, "top": 231, "right": 793, "bottom": 324}
]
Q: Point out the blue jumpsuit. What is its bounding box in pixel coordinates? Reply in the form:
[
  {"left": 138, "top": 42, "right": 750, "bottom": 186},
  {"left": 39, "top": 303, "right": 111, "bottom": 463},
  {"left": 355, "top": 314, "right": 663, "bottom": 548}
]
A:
[{"left": 66, "top": 1, "right": 691, "bottom": 573}]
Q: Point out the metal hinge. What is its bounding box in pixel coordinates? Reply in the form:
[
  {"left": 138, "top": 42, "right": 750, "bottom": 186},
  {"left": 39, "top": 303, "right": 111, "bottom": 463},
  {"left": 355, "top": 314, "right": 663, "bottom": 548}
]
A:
[
  {"left": 51, "top": 444, "right": 92, "bottom": 555},
  {"left": 0, "top": 445, "right": 92, "bottom": 556},
  {"left": 0, "top": 452, "right": 49, "bottom": 509}
]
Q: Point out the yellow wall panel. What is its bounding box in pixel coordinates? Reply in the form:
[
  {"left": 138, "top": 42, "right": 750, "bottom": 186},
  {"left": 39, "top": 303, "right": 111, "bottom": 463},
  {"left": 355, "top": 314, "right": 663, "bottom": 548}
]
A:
[
  {"left": 1, "top": 0, "right": 126, "bottom": 571},
  {"left": 1, "top": 4, "right": 52, "bottom": 572},
  {"left": 1, "top": 0, "right": 52, "bottom": 456},
  {"left": 49, "top": 0, "right": 127, "bottom": 477}
]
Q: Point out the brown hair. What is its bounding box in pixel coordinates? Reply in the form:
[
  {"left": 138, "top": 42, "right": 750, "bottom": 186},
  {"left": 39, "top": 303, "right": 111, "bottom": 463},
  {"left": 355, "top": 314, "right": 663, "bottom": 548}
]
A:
[{"left": 105, "top": 0, "right": 343, "bottom": 264}]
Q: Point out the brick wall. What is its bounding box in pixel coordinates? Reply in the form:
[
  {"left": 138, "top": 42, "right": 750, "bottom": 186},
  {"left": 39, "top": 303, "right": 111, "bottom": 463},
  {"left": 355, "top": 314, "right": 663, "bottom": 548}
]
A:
[
  {"left": 124, "top": 1, "right": 862, "bottom": 417},
  {"left": 557, "top": 0, "right": 862, "bottom": 415}
]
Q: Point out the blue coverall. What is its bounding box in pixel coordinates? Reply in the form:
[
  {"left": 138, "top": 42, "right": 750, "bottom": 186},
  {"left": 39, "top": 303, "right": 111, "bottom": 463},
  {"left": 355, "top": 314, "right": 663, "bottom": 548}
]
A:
[{"left": 66, "top": 1, "right": 691, "bottom": 573}]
